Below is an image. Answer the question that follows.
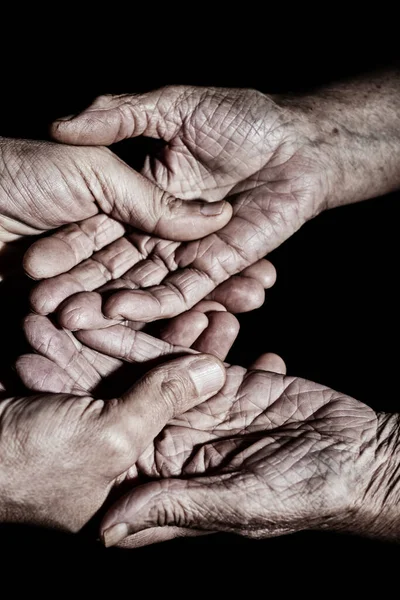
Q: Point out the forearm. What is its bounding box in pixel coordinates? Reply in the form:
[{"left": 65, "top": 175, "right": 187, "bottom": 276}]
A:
[
  {"left": 279, "top": 69, "right": 400, "bottom": 210},
  {"left": 352, "top": 412, "right": 400, "bottom": 540}
]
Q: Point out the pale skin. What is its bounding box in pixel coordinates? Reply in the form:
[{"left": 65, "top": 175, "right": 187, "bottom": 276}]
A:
[
  {"left": 0, "top": 134, "right": 269, "bottom": 530},
  {"left": 1, "top": 302, "right": 249, "bottom": 530},
  {"left": 2, "top": 70, "right": 400, "bottom": 544},
  {"left": 0, "top": 134, "right": 276, "bottom": 315},
  {"left": 17, "top": 312, "right": 400, "bottom": 548},
  {"left": 28, "top": 69, "right": 400, "bottom": 329},
  {"left": 18, "top": 69, "right": 400, "bottom": 546}
]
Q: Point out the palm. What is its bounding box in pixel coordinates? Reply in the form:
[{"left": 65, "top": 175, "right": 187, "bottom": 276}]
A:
[
  {"left": 50, "top": 86, "right": 325, "bottom": 324},
  {"left": 137, "top": 369, "right": 376, "bottom": 503},
  {"left": 103, "top": 369, "right": 379, "bottom": 546},
  {"left": 140, "top": 88, "right": 274, "bottom": 200}
]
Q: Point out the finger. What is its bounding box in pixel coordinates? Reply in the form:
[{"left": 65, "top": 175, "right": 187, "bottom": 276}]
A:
[
  {"left": 30, "top": 235, "right": 145, "bottom": 315},
  {"left": 30, "top": 230, "right": 177, "bottom": 316},
  {"left": 101, "top": 221, "right": 270, "bottom": 323},
  {"left": 241, "top": 259, "right": 277, "bottom": 288},
  {"left": 58, "top": 292, "right": 122, "bottom": 330},
  {"left": 192, "top": 312, "right": 239, "bottom": 361},
  {"left": 22, "top": 314, "right": 121, "bottom": 389},
  {"left": 206, "top": 275, "right": 265, "bottom": 313},
  {"left": 99, "top": 167, "right": 232, "bottom": 241},
  {"left": 15, "top": 354, "right": 80, "bottom": 394},
  {"left": 115, "top": 527, "right": 209, "bottom": 549},
  {"left": 193, "top": 300, "right": 226, "bottom": 312},
  {"left": 105, "top": 354, "right": 226, "bottom": 463},
  {"left": 249, "top": 353, "right": 287, "bottom": 374},
  {"left": 75, "top": 322, "right": 181, "bottom": 363},
  {"left": 100, "top": 475, "right": 234, "bottom": 547},
  {"left": 159, "top": 310, "right": 209, "bottom": 347},
  {"left": 206, "top": 258, "right": 276, "bottom": 312},
  {"left": 159, "top": 301, "right": 226, "bottom": 347},
  {"left": 51, "top": 88, "right": 187, "bottom": 145},
  {"left": 101, "top": 269, "right": 218, "bottom": 324},
  {"left": 23, "top": 215, "right": 125, "bottom": 280}
]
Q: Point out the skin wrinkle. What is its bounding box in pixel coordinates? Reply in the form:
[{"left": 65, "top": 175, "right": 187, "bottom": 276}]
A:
[
  {"left": 41, "top": 88, "right": 317, "bottom": 326},
  {"left": 9, "top": 79, "right": 400, "bottom": 540}
]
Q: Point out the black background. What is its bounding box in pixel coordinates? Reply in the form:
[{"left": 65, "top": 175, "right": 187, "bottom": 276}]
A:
[{"left": 0, "top": 27, "right": 399, "bottom": 591}]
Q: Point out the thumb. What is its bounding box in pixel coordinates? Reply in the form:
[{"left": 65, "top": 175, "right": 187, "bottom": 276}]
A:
[
  {"left": 51, "top": 88, "right": 186, "bottom": 146},
  {"left": 92, "top": 153, "right": 232, "bottom": 241},
  {"left": 100, "top": 475, "right": 234, "bottom": 548},
  {"left": 103, "top": 354, "right": 226, "bottom": 465}
]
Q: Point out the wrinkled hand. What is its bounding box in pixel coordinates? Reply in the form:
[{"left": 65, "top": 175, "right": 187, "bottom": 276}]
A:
[
  {"left": 0, "top": 352, "right": 226, "bottom": 531},
  {"left": 16, "top": 305, "right": 281, "bottom": 541},
  {"left": 101, "top": 364, "right": 398, "bottom": 547},
  {"left": 47, "top": 86, "right": 329, "bottom": 325},
  {"left": 17, "top": 301, "right": 240, "bottom": 394},
  {"left": 21, "top": 311, "right": 391, "bottom": 546},
  {"left": 0, "top": 135, "right": 231, "bottom": 269}
]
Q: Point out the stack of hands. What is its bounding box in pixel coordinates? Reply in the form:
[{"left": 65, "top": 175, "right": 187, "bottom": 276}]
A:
[{"left": 1, "top": 73, "right": 399, "bottom": 548}]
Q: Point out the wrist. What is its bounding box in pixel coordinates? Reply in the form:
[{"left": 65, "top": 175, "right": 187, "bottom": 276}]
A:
[
  {"left": 352, "top": 412, "right": 400, "bottom": 540},
  {"left": 260, "top": 92, "right": 331, "bottom": 221},
  {"left": 275, "top": 74, "right": 400, "bottom": 211}
]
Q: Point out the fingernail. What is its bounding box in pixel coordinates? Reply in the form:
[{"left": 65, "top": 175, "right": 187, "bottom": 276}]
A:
[
  {"left": 102, "top": 523, "right": 129, "bottom": 548},
  {"left": 189, "top": 358, "right": 225, "bottom": 396},
  {"left": 200, "top": 201, "right": 225, "bottom": 216}
]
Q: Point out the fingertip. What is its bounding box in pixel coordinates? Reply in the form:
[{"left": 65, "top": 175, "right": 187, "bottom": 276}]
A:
[
  {"left": 200, "top": 199, "right": 232, "bottom": 220},
  {"left": 158, "top": 200, "right": 232, "bottom": 241},
  {"left": 15, "top": 353, "right": 33, "bottom": 379},
  {"left": 29, "top": 284, "right": 49, "bottom": 315},
  {"left": 197, "top": 200, "right": 232, "bottom": 237},
  {"left": 23, "top": 238, "right": 76, "bottom": 280},
  {"left": 242, "top": 259, "right": 277, "bottom": 289},
  {"left": 194, "top": 300, "right": 226, "bottom": 313},
  {"left": 223, "top": 311, "right": 240, "bottom": 338},
  {"left": 58, "top": 292, "right": 112, "bottom": 330},
  {"left": 193, "top": 311, "right": 239, "bottom": 360},
  {"left": 188, "top": 353, "right": 226, "bottom": 397},
  {"left": 240, "top": 279, "right": 265, "bottom": 311},
  {"left": 15, "top": 353, "right": 72, "bottom": 393},
  {"left": 103, "top": 290, "right": 156, "bottom": 322},
  {"left": 249, "top": 352, "right": 286, "bottom": 374},
  {"left": 50, "top": 116, "right": 89, "bottom": 144},
  {"left": 210, "top": 277, "right": 265, "bottom": 313},
  {"left": 22, "top": 313, "right": 45, "bottom": 338},
  {"left": 58, "top": 303, "right": 91, "bottom": 331},
  {"left": 102, "top": 291, "right": 131, "bottom": 320},
  {"left": 30, "top": 276, "right": 77, "bottom": 316},
  {"left": 160, "top": 311, "right": 209, "bottom": 346}
]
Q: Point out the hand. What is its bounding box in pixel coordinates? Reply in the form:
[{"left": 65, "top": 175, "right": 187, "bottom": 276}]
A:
[
  {"left": 11, "top": 136, "right": 275, "bottom": 320},
  {"left": 0, "top": 135, "right": 231, "bottom": 265},
  {"left": 17, "top": 300, "right": 240, "bottom": 395},
  {"left": 10, "top": 302, "right": 237, "bottom": 530},
  {"left": 100, "top": 364, "right": 400, "bottom": 547},
  {"left": 47, "top": 86, "right": 328, "bottom": 325},
  {"left": 0, "top": 352, "right": 225, "bottom": 531},
  {"left": 30, "top": 249, "right": 276, "bottom": 325}
]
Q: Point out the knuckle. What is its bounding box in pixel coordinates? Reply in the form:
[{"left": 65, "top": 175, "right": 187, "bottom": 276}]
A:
[
  {"left": 93, "top": 93, "right": 115, "bottom": 108},
  {"left": 158, "top": 370, "right": 195, "bottom": 415},
  {"left": 161, "top": 372, "right": 194, "bottom": 413},
  {"left": 149, "top": 482, "right": 189, "bottom": 528}
]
